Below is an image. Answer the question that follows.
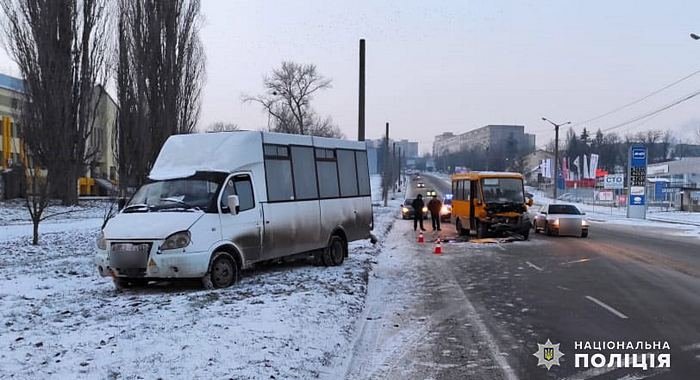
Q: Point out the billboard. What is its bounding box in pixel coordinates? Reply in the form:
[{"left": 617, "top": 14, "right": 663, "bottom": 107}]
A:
[{"left": 603, "top": 174, "right": 624, "bottom": 189}]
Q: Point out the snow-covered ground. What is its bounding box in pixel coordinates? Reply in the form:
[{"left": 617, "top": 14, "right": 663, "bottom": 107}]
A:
[
  {"left": 0, "top": 199, "right": 111, "bottom": 227},
  {"left": 0, "top": 176, "right": 399, "bottom": 379}
]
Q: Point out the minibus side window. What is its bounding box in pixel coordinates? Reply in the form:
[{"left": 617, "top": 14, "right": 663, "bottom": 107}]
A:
[
  {"left": 234, "top": 175, "right": 255, "bottom": 211},
  {"left": 291, "top": 146, "right": 319, "bottom": 200},
  {"left": 337, "top": 149, "right": 359, "bottom": 197},
  {"left": 455, "top": 180, "right": 463, "bottom": 200},
  {"left": 264, "top": 144, "right": 294, "bottom": 201},
  {"left": 316, "top": 148, "right": 340, "bottom": 198},
  {"left": 463, "top": 180, "right": 471, "bottom": 200},
  {"left": 355, "top": 151, "right": 371, "bottom": 196},
  {"left": 220, "top": 180, "right": 236, "bottom": 210}
]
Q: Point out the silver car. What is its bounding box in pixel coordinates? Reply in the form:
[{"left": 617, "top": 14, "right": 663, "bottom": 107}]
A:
[{"left": 533, "top": 203, "right": 589, "bottom": 238}]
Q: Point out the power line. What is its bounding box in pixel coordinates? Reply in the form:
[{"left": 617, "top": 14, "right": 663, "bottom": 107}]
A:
[
  {"left": 602, "top": 88, "right": 700, "bottom": 133},
  {"left": 571, "top": 68, "right": 700, "bottom": 128}
]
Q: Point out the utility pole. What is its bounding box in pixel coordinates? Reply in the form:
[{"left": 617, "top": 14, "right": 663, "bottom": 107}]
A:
[
  {"left": 358, "top": 39, "right": 366, "bottom": 141},
  {"left": 383, "top": 122, "right": 389, "bottom": 207},
  {"left": 542, "top": 117, "right": 571, "bottom": 200},
  {"left": 393, "top": 142, "right": 397, "bottom": 192},
  {"left": 397, "top": 146, "right": 402, "bottom": 191}
]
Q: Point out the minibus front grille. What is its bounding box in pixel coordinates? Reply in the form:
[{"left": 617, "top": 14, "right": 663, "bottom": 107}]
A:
[{"left": 109, "top": 242, "right": 152, "bottom": 277}]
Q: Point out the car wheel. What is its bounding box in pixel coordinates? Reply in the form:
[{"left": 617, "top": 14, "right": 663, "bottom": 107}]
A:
[
  {"left": 203, "top": 252, "right": 239, "bottom": 289},
  {"left": 521, "top": 229, "right": 530, "bottom": 240},
  {"left": 581, "top": 230, "right": 588, "bottom": 238},
  {"left": 326, "top": 235, "right": 347, "bottom": 266}
]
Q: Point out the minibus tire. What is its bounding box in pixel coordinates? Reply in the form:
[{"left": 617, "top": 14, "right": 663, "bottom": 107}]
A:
[
  {"left": 327, "top": 235, "right": 347, "bottom": 266},
  {"left": 203, "top": 252, "right": 239, "bottom": 289},
  {"left": 455, "top": 219, "right": 469, "bottom": 237},
  {"left": 477, "top": 222, "right": 488, "bottom": 239}
]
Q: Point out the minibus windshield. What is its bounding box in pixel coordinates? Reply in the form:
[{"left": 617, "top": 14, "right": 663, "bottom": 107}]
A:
[
  {"left": 481, "top": 178, "right": 524, "bottom": 204},
  {"left": 126, "top": 173, "right": 224, "bottom": 212}
]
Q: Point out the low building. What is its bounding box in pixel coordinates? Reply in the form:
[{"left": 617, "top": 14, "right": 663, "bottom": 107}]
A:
[
  {"left": 0, "top": 72, "right": 118, "bottom": 197},
  {"left": 647, "top": 157, "right": 700, "bottom": 211}
]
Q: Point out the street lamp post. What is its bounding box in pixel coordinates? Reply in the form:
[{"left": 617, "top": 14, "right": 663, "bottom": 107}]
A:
[{"left": 541, "top": 117, "right": 571, "bottom": 200}]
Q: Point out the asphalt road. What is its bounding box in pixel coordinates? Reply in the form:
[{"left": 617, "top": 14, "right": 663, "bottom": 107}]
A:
[{"left": 360, "top": 173, "right": 700, "bottom": 380}]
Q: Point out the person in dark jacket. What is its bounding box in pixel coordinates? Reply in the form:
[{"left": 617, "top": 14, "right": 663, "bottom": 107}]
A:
[
  {"left": 411, "top": 194, "right": 426, "bottom": 231},
  {"left": 427, "top": 194, "right": 443, "bottom": 231}
]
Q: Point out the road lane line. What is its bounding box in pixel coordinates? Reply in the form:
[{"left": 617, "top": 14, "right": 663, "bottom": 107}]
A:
[
  {"left": 525, "top": 261, "right": 543, "bottom": 271},
  {"left": 561, "top": 258, "right": 591, "bottom": 265},
  {"left": 556, "top": 285, "right": 571, "bottom": 291},
  {"left": 585, "top": 296, "right": 629, "bottom": 319}
]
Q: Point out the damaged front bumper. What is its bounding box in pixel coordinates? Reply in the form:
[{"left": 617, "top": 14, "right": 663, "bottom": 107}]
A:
[{"left": 95, "top": 243, "right": 210, "bottom": 279}]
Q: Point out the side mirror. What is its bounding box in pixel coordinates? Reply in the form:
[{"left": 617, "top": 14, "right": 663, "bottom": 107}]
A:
[
  {"left": 400, "top": 204, "right": 404, "bottom": 207},
  {"left": 526, "top": 198, "right": 534, "bottom": 207},
  {"left": 581, "top": 212, "right": 586, "bottom": 215},
  {"left": 541, "top": 211, "right": 547, "bottom": 215},
  {"left": 227, "top": 195, "right": 239, "bottom": 215}
]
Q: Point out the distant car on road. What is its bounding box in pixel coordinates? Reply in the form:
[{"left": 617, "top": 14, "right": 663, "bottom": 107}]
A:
[
  {"left": 416, "top": 182, "right": 425, "bottom": 188},
  {"left": 401, "top": 198, "right": 428, "bottom": 219},
  {"left": 533, "top": 203, "right": 589, "bottom": 237},
  {"left": 426, "top": 189, "right": 437, "bottom": 197},
  {"left": 440, "top": 198, "right": 452, "bottom": 222}
]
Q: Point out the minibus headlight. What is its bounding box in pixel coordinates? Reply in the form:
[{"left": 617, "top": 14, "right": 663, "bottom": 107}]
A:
[
  {"left": 401, "top": 207, "right": 409, "bottom": 213},
  {"left": 440, "top": 205, "right": 451, "bottom": 215},
  {"left": 161, "top": 231, "right": 191, "bottom": 250},
  {"left": 96, "top": 231, "right": 106, "bottom": 250},
  {"left": 422, "top": 206, "right": 428, "bottom": 213}
]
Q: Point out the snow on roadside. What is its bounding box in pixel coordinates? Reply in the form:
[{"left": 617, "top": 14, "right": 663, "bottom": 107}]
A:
[
  {"left": 0, "top": 199, "right": 111, "bottom": 227},
  {"left": 0, "top": 175, "right": 399, "bottom": 379}
]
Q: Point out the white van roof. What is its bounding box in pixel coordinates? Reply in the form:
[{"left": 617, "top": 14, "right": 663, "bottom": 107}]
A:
[{"left": 149, "top": 131, "right": 366, "bottom": 180}]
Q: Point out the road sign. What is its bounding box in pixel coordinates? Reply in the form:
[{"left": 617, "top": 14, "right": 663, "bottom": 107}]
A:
[
  {"left": 603, "top": 174, "right": 624, "bottom": 189},
  {"left": 627, "top": 146, "right": 647, "bottom": 219}
]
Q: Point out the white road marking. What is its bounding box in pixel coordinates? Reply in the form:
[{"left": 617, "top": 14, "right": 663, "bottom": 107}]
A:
[
  {"left": 585, "top": 296, "right": 629, "bottom": 319},
  {"left": 525, "top": 261, "right": 543, "bottom": 271},
  {"left": 561, "top": 258, "right": 591, "bottom": 265},
  {"left": 556, "top": 285, "right": 571, "bottom": 291}
]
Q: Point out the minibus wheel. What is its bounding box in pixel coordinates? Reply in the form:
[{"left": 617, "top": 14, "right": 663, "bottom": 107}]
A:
[
  {"left": 455, "top": 219, "right": 469, "bottom": 237},
  {"left": 477, "top": 221, "right": 488, "bottom": 239},
  {"left": 326, "top": 235, "right": 347, "bottom": 266},
  {"left": 203, "top": 252, "right": 239, "bottom": 289}
]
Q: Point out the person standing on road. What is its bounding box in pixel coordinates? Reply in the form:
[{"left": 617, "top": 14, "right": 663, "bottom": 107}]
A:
[
  {"left": 411, "top": 194, "right": 426, "bottom": 232},
  {"left": 427, "top": 194, "right": 442, "bottom": 231}
]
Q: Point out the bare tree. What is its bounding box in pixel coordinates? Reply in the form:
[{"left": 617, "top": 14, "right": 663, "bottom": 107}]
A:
[
  {"left": 205, "top": 121, "right": 239, "bottom": 133},
  {"left": 244, "top": 61, "right": 342, "bottom": 137},
  {"left": 1, "top": 0, "right": 110, "bottom": 205},
  {"left": 116, "top": 0, "right": 205, "bottom": 192}
]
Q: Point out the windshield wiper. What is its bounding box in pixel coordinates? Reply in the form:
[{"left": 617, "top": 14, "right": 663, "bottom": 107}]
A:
[
  {"left": 123, "top": 203, "right": 151, "bottom": 213},
  {"left": 159, "top": 197, "right": 196, "bottom": 210}
]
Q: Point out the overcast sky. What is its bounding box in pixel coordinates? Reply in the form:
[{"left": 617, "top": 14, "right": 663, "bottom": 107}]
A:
[{"left": 3, "top": 1, "right": 700, "bottom": 153}]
